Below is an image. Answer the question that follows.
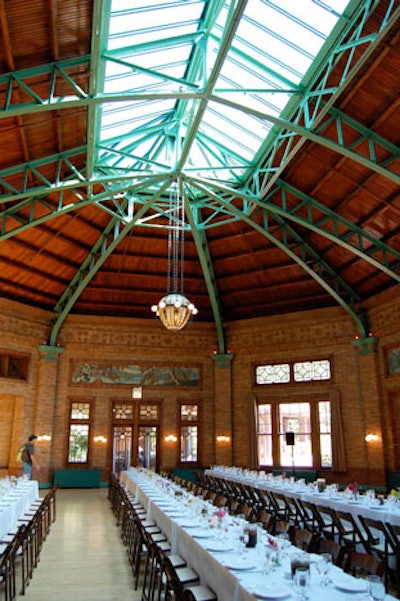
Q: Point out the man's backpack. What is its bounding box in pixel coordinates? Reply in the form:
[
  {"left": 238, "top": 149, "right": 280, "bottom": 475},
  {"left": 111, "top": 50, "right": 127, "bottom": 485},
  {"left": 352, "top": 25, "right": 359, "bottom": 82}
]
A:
[{"left": 17, "top": 445, "right": 29, "bottom": 463}]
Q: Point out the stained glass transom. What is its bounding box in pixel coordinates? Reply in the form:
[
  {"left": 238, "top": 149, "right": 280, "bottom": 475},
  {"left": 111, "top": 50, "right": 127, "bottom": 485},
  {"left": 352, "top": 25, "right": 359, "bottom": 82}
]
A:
[
  {"left": 256, "top": 364, "right": 290, "bottom": 385},
  {"left": 180, "top": 404, "right": 198, "bottom": 421},
  {"left": 139, "top": 404, "right": 159, "bottom": 421},
  {"left": 70, "top": 403, "right": 90, "bottom": 420},
  {"left": 113, "top": 403, "right": 134, "bottom": 420},
  {"left": 293, "top": 360, "right": 331, "bottom": 382}
]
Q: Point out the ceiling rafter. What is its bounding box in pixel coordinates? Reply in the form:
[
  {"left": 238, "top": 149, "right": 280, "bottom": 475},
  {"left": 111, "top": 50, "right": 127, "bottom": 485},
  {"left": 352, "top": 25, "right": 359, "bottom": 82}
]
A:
[
  {"left": 184, "top": 195, "right": 225, "bottom": 353},
  {"left": 185, "top": 175, "right": 400, "bottom": 281},
  {"left": 251, "top": 0, "right": 400, "bottom": 198},
  {"left": 187, "top": 175, "right": 369, "bottom": 337},
  {"left": 48, "top": 177, "right": 173, "bottom": 345}
]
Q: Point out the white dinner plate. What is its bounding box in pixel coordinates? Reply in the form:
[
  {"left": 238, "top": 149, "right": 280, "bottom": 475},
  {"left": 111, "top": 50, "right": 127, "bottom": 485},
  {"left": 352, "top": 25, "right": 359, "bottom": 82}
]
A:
[
  {"left": 191, "top": 529, "right": 213, "bottom": 539},
  {"left": 252, "top": 585, "right": 292, "bottom": 599},
  {"left": 223, "top": 558, "right": 256, "bottom": 571},
  {"left": 174, "top": 520, "right": 198, "bottom": 528},
  {"left": 206, "top": 541, "right": 234, "bottom": 552},
  {"left": 334, "top": 576, "right": 367, "bottom": 592}
]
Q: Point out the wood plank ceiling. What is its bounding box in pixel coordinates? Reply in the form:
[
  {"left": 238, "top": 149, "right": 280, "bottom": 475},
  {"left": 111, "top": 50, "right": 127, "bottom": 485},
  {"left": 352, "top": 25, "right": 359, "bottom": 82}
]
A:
[{"left": 0, "top": 0, "right": 399, "bottom": 352}]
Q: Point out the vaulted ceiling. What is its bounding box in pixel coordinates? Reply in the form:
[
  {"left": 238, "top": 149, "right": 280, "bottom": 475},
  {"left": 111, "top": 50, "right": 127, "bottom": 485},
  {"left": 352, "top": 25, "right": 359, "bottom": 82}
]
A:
[{"left": 0, "top": 0, "right": 399, "bottom": 353}]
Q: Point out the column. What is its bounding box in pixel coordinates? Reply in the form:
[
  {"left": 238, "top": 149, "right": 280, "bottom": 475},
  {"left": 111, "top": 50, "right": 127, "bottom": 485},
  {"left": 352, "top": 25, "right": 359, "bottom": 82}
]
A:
[
  {"left": 34, "top": 344, "right": 64, "bottom": 484},
  {"left": 352, "top": 336, "right": 385, "bottom": 485},
  {"left": 211, "top": 353, "right": 234, "bottom": 466}
]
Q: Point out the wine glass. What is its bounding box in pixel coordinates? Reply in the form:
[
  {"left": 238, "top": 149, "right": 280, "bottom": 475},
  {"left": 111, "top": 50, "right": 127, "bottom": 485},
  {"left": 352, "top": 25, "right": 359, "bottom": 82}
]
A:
[
  {"left": 316, "top": 552, "right": 332, "bottom": 585},
  {"left": 293, "top": 567, "right": 310, "bottom": 600},
  {"left": 237, "top": 529, "right": 248, "bottom": 555},
  {"left": 367, "top": 575, "right": 386, "bottom": 601}
]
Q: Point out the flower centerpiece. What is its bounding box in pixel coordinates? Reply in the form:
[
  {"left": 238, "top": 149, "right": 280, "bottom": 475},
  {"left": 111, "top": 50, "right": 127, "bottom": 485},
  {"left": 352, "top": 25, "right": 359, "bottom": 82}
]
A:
[
  {"left": 267, "top": 537, "right": 278, "bottom": 551},
  {"left": 347, "top": 481, "right": 359, "bottom": 499},
  {"left": 390, "top": 487, "right": 400, "bottom": 499},
  {"left": 266, "top": 536, "right": 280, "bottom": 566},
  {"left": 214, "top": 508, "right": 226, "bottom": 528}
]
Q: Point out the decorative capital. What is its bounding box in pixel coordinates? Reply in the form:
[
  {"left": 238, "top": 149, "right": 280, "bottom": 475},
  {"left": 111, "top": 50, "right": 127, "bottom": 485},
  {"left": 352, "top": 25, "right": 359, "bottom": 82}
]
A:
[
  {"left": 351, "top": 336, "right": 378, "bottom": 355},
  {"left": 38, "top": 344, "right": 64, "bottom": 361},
  {"left": 211, "top": 352, "right": 234, "bottom": 368}
]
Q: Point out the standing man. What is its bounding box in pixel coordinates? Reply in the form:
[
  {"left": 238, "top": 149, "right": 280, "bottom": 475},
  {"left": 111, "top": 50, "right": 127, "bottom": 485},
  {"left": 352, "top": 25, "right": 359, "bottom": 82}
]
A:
[{"left": 21, "top": 434, "right": 39, "bottom": 479}]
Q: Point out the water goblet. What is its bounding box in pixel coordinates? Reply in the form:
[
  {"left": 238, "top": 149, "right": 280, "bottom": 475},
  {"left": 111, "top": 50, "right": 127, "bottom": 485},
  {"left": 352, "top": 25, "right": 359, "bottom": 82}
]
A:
[
  {"left": 294, "top": 567, "right": 310, "bottom": 600},
  {"left": 316, "top": 552, "right": 332, "bottom": 585},
  {"left": 237, "top": 529, "right": 248, "bottom": 555},
  {"left": 367, "top": 575, "right": 386, "bottom": 601}
]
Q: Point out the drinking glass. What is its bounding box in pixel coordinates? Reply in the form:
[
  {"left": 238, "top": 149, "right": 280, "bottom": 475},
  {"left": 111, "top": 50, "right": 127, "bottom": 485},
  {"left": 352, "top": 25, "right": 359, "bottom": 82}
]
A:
[
  {"left": 237, "top": 529, "right": 248, "bottom": 555},
  {"left": 316, "top": 552, "right": 332, "bottom": 585},
  {"left": 294, "top": 567, "right": 310, "bottom": 600},
  {"left": 367, "top": 575, "right": 386, "bottom": 601}
]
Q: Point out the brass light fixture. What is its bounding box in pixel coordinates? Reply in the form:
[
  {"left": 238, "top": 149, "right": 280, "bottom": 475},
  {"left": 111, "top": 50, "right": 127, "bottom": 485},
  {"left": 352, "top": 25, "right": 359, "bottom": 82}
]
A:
[{"left": 151, "top": 177, "right": 198, "bottom": 330}]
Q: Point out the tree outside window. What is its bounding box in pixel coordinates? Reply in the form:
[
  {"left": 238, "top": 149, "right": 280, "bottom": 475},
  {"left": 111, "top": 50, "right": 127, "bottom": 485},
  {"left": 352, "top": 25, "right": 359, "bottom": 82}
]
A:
[{"left": 68, "top": 402, "right": 91, "bottom": 463}]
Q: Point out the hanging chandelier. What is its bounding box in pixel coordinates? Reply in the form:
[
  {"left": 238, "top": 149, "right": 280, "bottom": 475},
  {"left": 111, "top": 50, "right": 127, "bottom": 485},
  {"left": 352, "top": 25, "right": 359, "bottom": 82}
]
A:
[{"left": 151, "top": 177, "right": 198, "bottom": 331}]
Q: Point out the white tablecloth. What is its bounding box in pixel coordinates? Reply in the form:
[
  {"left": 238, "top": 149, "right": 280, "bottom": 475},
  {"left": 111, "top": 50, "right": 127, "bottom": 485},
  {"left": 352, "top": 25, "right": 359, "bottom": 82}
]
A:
[
  {"left": 121, "top": 469, "right": 396, "bottom": 601},
  {"left": 0, "top": 479, "right": 39, "bottom": 539},
  {"left": 206, "top": 468, "right": 400, "bottom": 527}
]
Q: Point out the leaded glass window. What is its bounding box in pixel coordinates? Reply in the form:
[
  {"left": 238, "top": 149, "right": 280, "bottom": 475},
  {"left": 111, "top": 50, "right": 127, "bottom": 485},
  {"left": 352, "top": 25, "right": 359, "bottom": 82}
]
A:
[
  {"left": 293, "top": 360, "right": 331, "bottom": 382},
  {"left": 113, "top": 403, "right": 134, "bottom": 420},
  {"left": 256, "top": 364, "right": 290, "bottom": 384}
]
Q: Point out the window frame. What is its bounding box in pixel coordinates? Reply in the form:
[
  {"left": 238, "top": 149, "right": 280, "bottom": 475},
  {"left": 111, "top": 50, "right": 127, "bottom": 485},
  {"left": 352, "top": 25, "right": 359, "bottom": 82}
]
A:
[
  {"left": 253, "top": 356, "right": 333, "bottom": 387},
  {"left": 137, "top": 400, "right": 162, "bottom": 472},
  {"left": 67, "top": 398, "right": 94, "bottom": 465},
  {"left": 178, "top": 400, "right": 201, "bottom": 466},
  {"left": 256, "top": 395, "right": 332, "bottom": 470},
  {"left": 0, "top": 351, "right": 30, "bottom": 380}
]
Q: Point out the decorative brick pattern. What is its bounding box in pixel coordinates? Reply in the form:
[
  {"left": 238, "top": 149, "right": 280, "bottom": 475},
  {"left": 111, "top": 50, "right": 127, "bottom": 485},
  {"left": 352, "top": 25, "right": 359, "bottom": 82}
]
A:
[{"left": 0, "top": 295, "right": 399, "bottom": 487}]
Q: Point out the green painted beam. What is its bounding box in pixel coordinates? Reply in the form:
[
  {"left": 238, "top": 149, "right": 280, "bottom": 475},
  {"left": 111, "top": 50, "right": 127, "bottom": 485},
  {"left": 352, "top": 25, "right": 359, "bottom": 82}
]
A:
[
  {"left": 0, "top": 174, "right": 167, "bottom": 241},
  {"left": 49, "top": 177, "right": 172, "bottom": 345},
  {"left": 211, "top": 94, "right": 400, "bottom": 187},
  {"left": 186, "top": 175, "right": 400, "bottom": 282},
  {"left": 86, "top": 0, "right": 110, "bottom": 179},
  {"left": 188, "top": 176, "right": 369, "bottom": 338},
  {"left": 177, "top": 0, "right": 249, "bottom": 170},
  {"left": 251, "top": 0, "right": 400, "bottom": 197},
  {"left": 184, "top": 186, "right": 226, "bottom": 354}
]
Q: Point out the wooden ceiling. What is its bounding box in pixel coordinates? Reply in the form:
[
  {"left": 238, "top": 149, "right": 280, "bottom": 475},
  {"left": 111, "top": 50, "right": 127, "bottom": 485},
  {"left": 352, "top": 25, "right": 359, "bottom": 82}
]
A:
[{"left": 0, "top": 1, "right": 399, "bottom": 349}]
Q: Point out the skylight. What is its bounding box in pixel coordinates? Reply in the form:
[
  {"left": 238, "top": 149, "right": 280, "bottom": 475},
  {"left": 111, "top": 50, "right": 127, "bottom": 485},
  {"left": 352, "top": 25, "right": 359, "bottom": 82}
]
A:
[{"left": 97, "top": 0, "right": 350, "bottom": 186}]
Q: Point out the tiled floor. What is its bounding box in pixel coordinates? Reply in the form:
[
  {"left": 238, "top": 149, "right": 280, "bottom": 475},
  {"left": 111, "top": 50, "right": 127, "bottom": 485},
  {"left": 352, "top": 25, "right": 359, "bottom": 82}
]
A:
[{"left": 16, "top": 488, "right": 142, "bottom": 601}]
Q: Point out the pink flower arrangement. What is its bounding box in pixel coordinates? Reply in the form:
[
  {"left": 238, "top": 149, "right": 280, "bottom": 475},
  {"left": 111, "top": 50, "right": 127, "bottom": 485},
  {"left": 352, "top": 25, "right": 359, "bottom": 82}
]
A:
[
  {"left": 214, "top": 508, "right": 226, "bottom": 519},
  {"left": 267, "top": 537, "right": 278, "bottom": 551},
  {"left": 348, "top": 482, "right": 359, "bottom": 493}
]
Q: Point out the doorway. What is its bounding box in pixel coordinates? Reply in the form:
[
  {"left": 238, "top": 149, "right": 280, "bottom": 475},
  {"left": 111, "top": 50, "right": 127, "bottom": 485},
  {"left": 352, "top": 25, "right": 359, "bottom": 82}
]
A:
[{"left": 112, "top": 426, "right": 132, "bottom": 475}]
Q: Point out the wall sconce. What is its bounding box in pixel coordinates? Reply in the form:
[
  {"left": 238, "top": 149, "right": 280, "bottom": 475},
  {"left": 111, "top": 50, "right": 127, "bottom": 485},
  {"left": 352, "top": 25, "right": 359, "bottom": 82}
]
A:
[
  {"left": 164, "top": 434, "right": 177, "bottom": 443},
  {"left": 94, "top": 435, "right": 108, "bottom": 444},
  {"left": 365, "top": 433, "right": 379, "bottom": 443},
  {"left": 216, "top": 435, "right": 231, "bottom": 443},
  {"left": 37, "top": 434, "right": 52, "bottom": 442},
  {"left": 132, "top": 386, "right": 143, "bottom": 399}
]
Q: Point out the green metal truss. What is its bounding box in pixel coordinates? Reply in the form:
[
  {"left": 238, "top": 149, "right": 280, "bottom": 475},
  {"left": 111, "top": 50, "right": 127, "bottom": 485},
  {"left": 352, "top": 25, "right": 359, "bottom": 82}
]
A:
[
  {"left": 186, "top": 176, "right": 370, "bottom": 337},
  {"left": 0, "top": 0, "right": 399, "bottom": 352}
]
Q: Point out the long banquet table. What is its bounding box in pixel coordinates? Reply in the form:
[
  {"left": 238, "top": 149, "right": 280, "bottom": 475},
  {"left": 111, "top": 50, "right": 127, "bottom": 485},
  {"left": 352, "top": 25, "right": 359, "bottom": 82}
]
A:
[
  {"left": 121, "top": 468, "right": 396, "bottom": 601},
  {"left": 205, "top": 467, "right": 400, "bottom": 528},
  {"left": 0, "top": 478, "right": 39, "bottom": 540}
]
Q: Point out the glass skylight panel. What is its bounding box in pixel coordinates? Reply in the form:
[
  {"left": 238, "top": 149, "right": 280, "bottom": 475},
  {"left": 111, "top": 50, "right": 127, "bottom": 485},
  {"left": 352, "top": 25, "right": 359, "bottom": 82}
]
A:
[{"left": 99, "top": 0, "right": 351, "bottom": 186}]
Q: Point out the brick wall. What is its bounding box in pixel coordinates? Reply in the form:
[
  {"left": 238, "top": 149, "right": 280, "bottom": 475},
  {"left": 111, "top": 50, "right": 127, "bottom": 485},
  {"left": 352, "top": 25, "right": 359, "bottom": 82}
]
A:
[{"left": 0, "top": 286, "right": 399, "bottom": 487}]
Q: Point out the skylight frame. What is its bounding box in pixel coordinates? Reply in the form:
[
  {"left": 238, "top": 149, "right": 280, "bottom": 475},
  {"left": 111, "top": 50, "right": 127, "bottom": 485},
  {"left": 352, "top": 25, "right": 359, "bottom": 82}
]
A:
[{"left": 97, "top": 0, "right": 351, "bottom": 188}]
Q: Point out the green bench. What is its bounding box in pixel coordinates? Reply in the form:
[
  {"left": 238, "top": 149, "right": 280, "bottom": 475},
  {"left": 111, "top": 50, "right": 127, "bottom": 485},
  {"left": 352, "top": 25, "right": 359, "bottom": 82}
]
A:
[{"left": 53, "top": 468, "right": 101, "bottom": 488}]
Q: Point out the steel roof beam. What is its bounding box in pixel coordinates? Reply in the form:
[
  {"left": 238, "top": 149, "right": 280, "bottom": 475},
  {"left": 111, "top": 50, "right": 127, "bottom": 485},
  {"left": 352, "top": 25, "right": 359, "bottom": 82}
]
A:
[
  {"left": 49, "top": 178, "right": 172, "bottom": 345},
  {"left": 251, "top": 0, "right": 400, "bottom": 197},
  {"left": 184, "top": 194, "right": 226, "bottom": 354},
  {"left": 186, "top": 175, "right": 400, "bottom": 283},
  {"left": 188, "top": 176, "right": 369, "bottom": 338}
]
